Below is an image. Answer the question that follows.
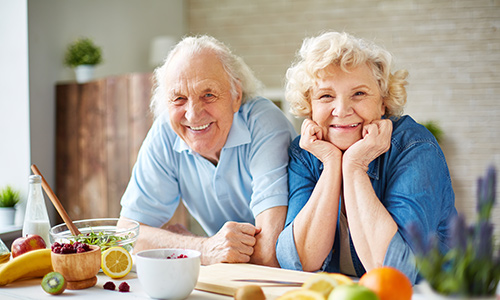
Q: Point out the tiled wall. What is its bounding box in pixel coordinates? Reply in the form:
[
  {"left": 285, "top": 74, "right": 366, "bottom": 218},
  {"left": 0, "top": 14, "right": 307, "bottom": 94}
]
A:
[{"left": 187, "top": 0, "right": 500, "bottom": 236}]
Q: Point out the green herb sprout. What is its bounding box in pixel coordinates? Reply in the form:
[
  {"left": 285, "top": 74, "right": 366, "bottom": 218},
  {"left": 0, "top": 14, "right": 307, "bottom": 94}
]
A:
[{"left": 72, "top": 228, "right": 134, "bottom": 252}]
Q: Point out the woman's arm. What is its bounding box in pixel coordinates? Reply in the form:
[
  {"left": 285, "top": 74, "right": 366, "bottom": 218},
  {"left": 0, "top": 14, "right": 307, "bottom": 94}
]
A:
[
  {"left": 290, "top": 119, "right": 344, "bottom": 271},
  {"left": 342, "top": 119, "right": 397, "bottom": 271}
]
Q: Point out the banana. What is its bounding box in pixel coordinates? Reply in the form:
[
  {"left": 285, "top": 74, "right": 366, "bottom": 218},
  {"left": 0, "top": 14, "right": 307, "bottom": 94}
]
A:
[{"left": 0, "top": 248, "right": 53, "bottom": 286}]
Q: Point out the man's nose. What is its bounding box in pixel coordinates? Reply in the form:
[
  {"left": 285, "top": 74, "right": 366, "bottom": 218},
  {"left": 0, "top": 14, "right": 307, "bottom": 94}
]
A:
[{"left": 185, "top": 99, "right": 204, "bottom": 121}]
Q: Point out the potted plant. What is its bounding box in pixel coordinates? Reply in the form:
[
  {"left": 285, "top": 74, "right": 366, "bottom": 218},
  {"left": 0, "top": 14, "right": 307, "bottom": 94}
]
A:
[
  {"left": 0, "top": 185, "right": 21, "bottom": 226},
  {"left": 64, "top": 37, "right": 103, "bottom": 83},
  {"left": 408, "top": 165, "right": 500, "bottom": 299}
]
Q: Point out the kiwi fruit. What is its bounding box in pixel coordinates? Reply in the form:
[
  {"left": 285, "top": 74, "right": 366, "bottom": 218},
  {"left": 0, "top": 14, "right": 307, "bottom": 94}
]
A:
[{"left": 41, "top": 272, "right": 67, "bottom": 295}]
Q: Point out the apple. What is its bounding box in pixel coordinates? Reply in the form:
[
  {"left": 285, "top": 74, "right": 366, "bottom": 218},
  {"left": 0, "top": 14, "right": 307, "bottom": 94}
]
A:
[
  {"left": 11, "top": 234, "right": 47, "bottom": 258},
  {"left": 328, "top": 284, "right": 379, "bottom": 300}
]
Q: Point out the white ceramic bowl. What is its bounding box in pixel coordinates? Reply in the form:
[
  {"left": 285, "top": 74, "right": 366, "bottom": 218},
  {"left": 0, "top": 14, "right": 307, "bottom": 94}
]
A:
[{"left": 136, "top": 248, "right": 201, "bottom": 300}]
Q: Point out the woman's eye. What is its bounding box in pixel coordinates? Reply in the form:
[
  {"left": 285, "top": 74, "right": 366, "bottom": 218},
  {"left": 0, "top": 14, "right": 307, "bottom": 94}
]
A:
[
  {"left": 318, "top": 94, "right": 334, "bottom": 102},
  {"left": 354, "top": 91, "right": 366, "bottom": 96}
]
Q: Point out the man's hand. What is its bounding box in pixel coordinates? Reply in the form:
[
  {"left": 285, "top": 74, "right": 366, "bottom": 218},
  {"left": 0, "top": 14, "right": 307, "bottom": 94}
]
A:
[{"left": 200, "top": 221, "right": 260, "bottom": 265}]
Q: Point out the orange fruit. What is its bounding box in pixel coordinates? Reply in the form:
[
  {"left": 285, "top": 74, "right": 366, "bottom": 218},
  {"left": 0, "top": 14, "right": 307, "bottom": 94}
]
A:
[{"left": 358, "top": 266, "right": 412, "bottom": 300}]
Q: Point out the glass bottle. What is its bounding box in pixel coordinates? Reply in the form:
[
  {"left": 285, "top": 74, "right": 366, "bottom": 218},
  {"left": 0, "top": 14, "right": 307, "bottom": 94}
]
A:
[{"left": 22, "top": 175, "right": 51, "bottom": 247}]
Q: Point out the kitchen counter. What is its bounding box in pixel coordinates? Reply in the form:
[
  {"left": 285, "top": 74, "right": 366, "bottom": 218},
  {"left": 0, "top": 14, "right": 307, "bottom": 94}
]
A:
[
  {"left": 0, "top": 271, "right": 230, "bottom": 300},
  {"left": 0, "top": 263, "right": 465, "bottom": 300}
]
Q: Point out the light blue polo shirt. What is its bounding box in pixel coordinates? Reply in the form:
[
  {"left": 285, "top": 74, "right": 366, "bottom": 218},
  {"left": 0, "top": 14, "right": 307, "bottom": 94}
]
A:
[{"left": 120, "top": 97, "right": 297, "bottom": 236}]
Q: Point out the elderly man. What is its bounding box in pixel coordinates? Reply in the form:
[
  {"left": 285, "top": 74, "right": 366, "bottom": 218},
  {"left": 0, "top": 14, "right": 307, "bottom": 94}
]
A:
[{"left": 118, "top": 35, "right": 297, "bottom": 267}]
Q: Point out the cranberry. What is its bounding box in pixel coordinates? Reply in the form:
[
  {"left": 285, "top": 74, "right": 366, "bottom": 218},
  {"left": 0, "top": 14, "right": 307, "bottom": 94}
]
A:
[
  {"left": 103, "top": 281, "right": 116, "bottom": 290},
  {"left": 118, "top": 282, "right": 130, "bottom": 292}
]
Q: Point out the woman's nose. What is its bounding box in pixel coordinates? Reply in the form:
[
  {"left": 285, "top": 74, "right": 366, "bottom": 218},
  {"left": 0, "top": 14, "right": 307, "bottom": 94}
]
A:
[{"left": 332, "top": 97, "right": 352, "bottom": 118}]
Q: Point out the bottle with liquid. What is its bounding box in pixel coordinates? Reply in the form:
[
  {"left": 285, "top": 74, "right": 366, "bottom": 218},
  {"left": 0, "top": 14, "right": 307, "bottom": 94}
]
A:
[{"left": 22, "top": 175, "right": 51, "bottom": 247}]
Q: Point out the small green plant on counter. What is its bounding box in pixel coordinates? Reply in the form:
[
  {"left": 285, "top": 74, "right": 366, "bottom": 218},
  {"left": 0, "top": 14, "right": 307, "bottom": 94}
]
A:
[
  {"left": 407, "top": 165, "right": 500, "bottom": 297},
  {"left": 64, "top": 37, "right": 103, "bottom": 67},
  {"left": 0, "top": 186, "right": 20, "bottom": 207}
]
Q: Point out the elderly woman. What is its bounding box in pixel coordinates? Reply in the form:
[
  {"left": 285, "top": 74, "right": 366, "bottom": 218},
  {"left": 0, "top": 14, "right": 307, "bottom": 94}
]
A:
[{"left": 276, "top": 31, "right": 456, "bottom": 283}]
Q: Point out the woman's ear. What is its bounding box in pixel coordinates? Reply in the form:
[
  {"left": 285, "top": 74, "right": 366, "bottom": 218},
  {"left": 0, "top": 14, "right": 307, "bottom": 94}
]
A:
[{"left": 380, "top": 99, "right": 387, "bottom": 117}]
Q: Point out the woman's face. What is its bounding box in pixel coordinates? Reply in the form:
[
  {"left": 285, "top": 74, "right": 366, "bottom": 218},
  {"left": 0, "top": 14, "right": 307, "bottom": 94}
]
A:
[{"left": 310, "top": 63, "right": 385, "bottom": 151}]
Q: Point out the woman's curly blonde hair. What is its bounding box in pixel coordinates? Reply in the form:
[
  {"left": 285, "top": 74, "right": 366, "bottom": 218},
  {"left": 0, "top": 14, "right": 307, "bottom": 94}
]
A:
[{"left": 285, "top": 31, "right": 408, "bottom": 119}]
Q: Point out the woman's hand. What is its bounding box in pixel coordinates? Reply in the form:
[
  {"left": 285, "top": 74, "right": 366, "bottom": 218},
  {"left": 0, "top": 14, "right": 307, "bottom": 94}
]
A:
[
  {"left": 344, "top": 119, "right": 392, "bottom": 171},
  {"left": 299, "top": 119, "right": 342, "bottom": 163}
]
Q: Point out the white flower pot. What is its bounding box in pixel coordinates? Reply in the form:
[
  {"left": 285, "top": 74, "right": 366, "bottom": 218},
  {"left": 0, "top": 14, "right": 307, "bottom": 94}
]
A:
[
  {"left": 0, "top": 207, "right": 16, "bottom": 226},
  {"left": 74, "top": 64, "right": 95, "bottom": 83}
]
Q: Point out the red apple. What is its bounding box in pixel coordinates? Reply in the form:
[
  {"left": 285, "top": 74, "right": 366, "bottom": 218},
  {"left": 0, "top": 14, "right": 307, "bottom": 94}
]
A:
[{"left": 11, "top": 234, "right": 47, "bottom": 258}]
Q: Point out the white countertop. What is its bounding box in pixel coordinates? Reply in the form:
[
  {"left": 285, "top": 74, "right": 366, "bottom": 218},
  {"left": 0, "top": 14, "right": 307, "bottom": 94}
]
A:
[{"left": 0, "top": 271, "right": 230, "bottom": 300}]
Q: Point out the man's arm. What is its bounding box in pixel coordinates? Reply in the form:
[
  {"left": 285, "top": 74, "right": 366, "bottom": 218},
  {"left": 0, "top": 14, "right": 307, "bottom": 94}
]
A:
[
  {"left": 119, "top": 216, "right": 260, "bottom": 265},
  {"left": 250, "top": 206, "right": 287, "bottom": 267}
]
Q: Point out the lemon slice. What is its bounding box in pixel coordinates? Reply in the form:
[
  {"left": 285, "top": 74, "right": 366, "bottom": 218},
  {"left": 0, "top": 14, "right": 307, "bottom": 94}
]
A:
[
  {"left": 101, "top": 246, "right": 132, "bottom": 279},
  {"left": 302, "top": 272, "right": 346, "bottom": 298},
  {"left": 328, "top": 273, "right": 354, "bottom": 285},
  {"left": 276, "top": 289, "right": 325, "bottom": 300}
]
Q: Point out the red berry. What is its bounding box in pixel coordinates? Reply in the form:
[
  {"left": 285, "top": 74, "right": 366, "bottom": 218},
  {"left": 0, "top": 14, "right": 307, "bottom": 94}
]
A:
[
  {"left": 103, "top": 281, "right": 116, "bottom": 290},
  {"left": 118, "top": 282, "right": 130, "bottom": 292}
]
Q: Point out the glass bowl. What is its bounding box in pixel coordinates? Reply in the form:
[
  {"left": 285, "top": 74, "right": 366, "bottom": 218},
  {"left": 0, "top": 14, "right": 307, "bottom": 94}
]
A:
[{"left": 49, "top": 218, "right": 139, "bottom": 253}]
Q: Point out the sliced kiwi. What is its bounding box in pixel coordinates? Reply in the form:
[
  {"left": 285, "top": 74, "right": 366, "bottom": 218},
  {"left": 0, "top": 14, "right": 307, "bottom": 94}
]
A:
[{"left": 41, "top": 272, "right": 67, "bottom": 295}]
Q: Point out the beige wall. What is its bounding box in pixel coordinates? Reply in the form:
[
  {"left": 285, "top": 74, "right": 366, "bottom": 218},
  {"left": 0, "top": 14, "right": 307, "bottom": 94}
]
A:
[{"left": 187, "top": 0, "right": 500, "bottom": 236}]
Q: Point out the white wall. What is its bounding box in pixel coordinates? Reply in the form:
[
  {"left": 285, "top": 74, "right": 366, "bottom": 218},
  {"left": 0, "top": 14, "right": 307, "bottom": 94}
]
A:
[
  {"left": 0, "top": 0, "right": 185, "bottom": 229},
  {"left": 26, "top": 0, "right": 186, "bottom": 223},
  {"left": 0, "top": 0, "right": 31, "bottom": 225}
]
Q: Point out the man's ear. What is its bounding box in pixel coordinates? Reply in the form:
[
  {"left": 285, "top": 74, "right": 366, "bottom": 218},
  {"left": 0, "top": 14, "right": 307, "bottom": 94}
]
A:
[{"left": 232, "top": 83, "right": 243, "bottom": 113}]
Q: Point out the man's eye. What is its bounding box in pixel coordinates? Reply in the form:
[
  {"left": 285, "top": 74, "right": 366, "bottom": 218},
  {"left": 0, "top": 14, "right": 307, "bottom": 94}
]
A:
[
  {"left": 171, "top": 97, "right": 187, "bottom": 105},
  {"left": 204, "top": 93, "right": 217, "bottom": 102}
]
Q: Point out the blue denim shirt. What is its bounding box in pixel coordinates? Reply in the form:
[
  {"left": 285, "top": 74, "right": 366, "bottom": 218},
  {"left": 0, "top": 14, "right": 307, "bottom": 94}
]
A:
[{"left": 276, "top": 115, "right": 457, "bottom": 284}]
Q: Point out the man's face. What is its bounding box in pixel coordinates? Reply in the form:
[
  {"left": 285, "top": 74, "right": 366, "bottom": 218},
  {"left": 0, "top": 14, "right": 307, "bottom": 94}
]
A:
[{"left": 165, "top": 50, "right": 242, "bottom": 164}]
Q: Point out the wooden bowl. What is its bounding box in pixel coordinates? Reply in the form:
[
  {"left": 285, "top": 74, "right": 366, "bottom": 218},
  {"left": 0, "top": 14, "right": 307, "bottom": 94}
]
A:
[{"left": 51, "top": 245, "right": 101, "bottom": 290}]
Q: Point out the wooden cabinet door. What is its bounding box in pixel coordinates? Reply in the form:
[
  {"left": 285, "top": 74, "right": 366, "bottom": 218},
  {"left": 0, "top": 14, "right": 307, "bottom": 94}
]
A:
[{"left": 55, "top": 73, "right": 153, "bottom": 220}]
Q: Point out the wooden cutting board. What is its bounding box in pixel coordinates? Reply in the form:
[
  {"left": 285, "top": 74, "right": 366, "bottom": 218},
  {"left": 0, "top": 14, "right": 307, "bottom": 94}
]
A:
[{"left": 195, "top": 263, "right": 314, "bottom": 299}]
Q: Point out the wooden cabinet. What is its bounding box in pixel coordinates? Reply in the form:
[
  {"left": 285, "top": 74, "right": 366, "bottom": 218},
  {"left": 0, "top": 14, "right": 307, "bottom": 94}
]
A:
[{"left": 55, "top": 73, "right": 155, "bottom": 220}]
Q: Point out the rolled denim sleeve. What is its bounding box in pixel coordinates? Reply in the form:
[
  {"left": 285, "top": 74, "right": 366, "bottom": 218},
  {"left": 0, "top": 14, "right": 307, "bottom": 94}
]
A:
[
  {"left": 383, "top": 230, "right": 419, "bottom": 284},
  {"left": 276, "top": 221, "right": 303, "bottom": 270}
]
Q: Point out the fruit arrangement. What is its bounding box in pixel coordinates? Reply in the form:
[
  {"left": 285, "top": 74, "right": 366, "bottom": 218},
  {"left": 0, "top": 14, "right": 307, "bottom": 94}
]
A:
[{"left": 274, "top": 267, "right": 412, "bottom": 300}]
